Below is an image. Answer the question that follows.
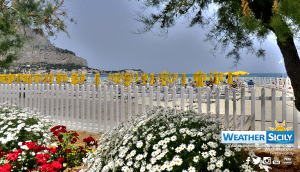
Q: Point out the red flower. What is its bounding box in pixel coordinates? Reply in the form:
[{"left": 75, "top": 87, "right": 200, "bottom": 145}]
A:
[
  {"left": 36, "top": 153, "right": 50, "bottom": 160},
  {"left": 65, "top": 148, "right": 72, "bottom": 154},
  {"left": 7, "top": 153, "right": 18, "bottom": 161},
  {"left": 0, "top": 163, "right": 12, "bottom": 172},
  {"left": 24, "top": 142, "right": 36, "bottom": 150},
  {"left": 70, "top": 137, "right": 77, "bottom": 144},
  {"left": 13, "top": 149, "right": 22, "bottom": 155},
  {"left": 52, "top": 161, "right": 62, "bottom": 170},
  {"left": 34, "top": 145, "right": 47, "bottom": 153},
  {"left": 28, "top": 168, "right": 38, "bottom": 172},
  {"left": 57, "top": 157, "right": 65, "bottom": 163},
  {"left": 83, "top": 136, "right": 98, "bottom": 147},
  {"left": 50, "top": 125, "right": 66, "bottom": 133},
  {"left": 49, "top": 147, "right": 58, "bottom": 154},
  {"left": 39, "top": 164, "right": 54, "bottom": 172},
  {"left": 36, "top": 157, "right": 48, "bottom": 164}
]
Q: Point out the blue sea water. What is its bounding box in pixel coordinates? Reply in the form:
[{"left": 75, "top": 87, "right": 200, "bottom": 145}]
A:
[{"left": 73, "top": 73, "right": 288, "bottom": 82}]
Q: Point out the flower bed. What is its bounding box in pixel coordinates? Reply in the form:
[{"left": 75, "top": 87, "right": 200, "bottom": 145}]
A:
[
  {"left": 80, "top": 108, "right": 262, "bottom": 172},
  {"left": 0, "top": 105, "right": 98, "bottom": 172}
]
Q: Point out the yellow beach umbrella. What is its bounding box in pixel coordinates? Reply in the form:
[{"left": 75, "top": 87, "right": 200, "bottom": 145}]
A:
[
  {"left": 182, "top": 71, "right": 186, "bottom": 86},
  {"left": 63, "top": 74, "right": 68, "bottom": 82},
  {"left": 199, "top": 70, "right": 204, "bottom": 87},
  {"left": 236, "top": 75, "right": 239, "bottom": 81},
  {"left": 150, "top": 73, "right": 154, "bottom": 86},
  {"left": 232, "top": 71, "right": 249, "bottom": 76},
  {"left": 203, "top": 73, "right": 207, "bottom": 81},
  {"left": 34, "top": 73, "right": 39, "bottom": 83},
  {"left": 214, "top": 70, "right": 219, "bottom": 85},
  {"left": 95, "top": 72, "right": 100, "bottom": 86},
  {"left": 168, "top": 72, "right": 171, "bottom": 84},
  {"left": 136, "top": 73, "right": 139, "bottom": 82},
  {"left": 7, "top": 73, "right": 12, "bottom": 84},
  {"left": 209, "top": 70, "right": 213, "bottom": 80},
  {"left": 219, "top": 71, "right": 223, "bottom": 82},
  {"left": 44, "top": 74, "right": 48, "bottom": 83},
  {"left": 16, "top": 74, "right": 21, "bottom": 83},
  {"left": 28, "top": 73, "right": 32, "bottom": 85},
  {"left": 227, "top": 71, "right": 233, "bottom": 85},
  {"left": 131, "top": 73, "right": 134, "bottom": 82},
  {"left": 71, "top": 73, "right": 76, "bottom": 85},
  {"left": 162, "top": 70, "right": 167, "bottom": 86}
]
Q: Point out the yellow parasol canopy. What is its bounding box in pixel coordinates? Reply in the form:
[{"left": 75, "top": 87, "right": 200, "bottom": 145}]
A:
[
  {"left": 198, "top": 70, "right": 204, "bottom": 87},
  {"left": 227, "top": 71, "right": 233, "bottom": 85},
  {"left": 232, "top": 71, "right": 250, "bottom": 76},
  {"left": 182, "top": 71, "right": 186, "bottom": 86},
  {"left": 203, "top": 73, "right": 207, "bottom": 81},
  {"left": 219, "top": 71, "right": 223, "bottom": 82},
  {"left": 209, "top": 70, "right": 213, "bottom": 80},
  {"left": 95, "top": 73, "right": 100, "bottom": 86},
  {"left": 214, "top": 70, "right": 219, "bottom": 85}
]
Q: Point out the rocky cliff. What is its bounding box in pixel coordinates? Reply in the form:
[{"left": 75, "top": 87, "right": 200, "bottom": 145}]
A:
[{"left": 15, "top": 27, "right": 88, "bottom": 67}]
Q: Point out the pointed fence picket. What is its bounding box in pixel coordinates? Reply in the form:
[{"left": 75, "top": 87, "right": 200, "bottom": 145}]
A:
[{"left": 0, "top": 83, "right": 298, "bottom": 148}]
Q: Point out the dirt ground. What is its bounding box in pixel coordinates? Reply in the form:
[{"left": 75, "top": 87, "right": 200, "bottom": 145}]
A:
[{"left": 65, "top": 131, "right": 300, "bottom": 172}]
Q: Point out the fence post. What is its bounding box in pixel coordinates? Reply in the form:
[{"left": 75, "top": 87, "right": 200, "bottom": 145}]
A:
[
  {"left": 225, "top": 87, "right": 229, "bottom": 130},
  {"left": 197, "top": 87, "right": 202, "bottom": 115},
  {"left": 110, "top": 85, "right": 114, "bottom": 131},
  {"left": 189, "top": 87, "right": 193, "bottom": 110},
  {"left": 233, "top": 88, "right": 236, "bottom": 131},
  {"left": 261, "top": 87, "right": 266, "bottom": 131},
  {"left": 149, "top": 86, "right": 153, "bottom": 110},
  {"left": 206, "top": 87, "right": 211, "bottom": 117},
  {"left": 157, "top": 86, "right": 161, "bottom": 108},
  {"left": 271, "top": 87, "right": 276, "bottom": 128},
  {"left": 241, "top": 87, "right": 245, "bottom": 131},
  {"left": 98, "top": 85, "right": 102, "bottom": 132},
  {"left": 128, "top": 86, "right": 132, "bottom": 121},
  {"left": 81, "top": 84, "right": 85, "bottom": 130},
  {"left": 87, "top": 85, "right": 91, "bottom": 131},
  {"left": 69, "top": 84, "right": 74, "bottom": 130},
  {"left": 181, "top": 86, "right": 185, "bottom": 111},
  {"left": 251, "top": 87, "right": 256, "bottom": 131},
  {"left": 164, "top": 86, "right": 168, "bottom": 113},
  {"left": 115, "top": 85, "right": 119, "bottom": 126},
  {"left": 172, "top": 86, "right": 176, "bottom": 110},
  {"left": 29, "top": 84, "right": 32, "bottom": 110},
  {"left": 121, "top": 85, "right": 125, "bottom": 124},
  {"left": 142, "top": 86, "right": 146, "bottom": 114},
  {"left": 65, "top": 84, "right": 69, "bottom": 128},
  {"left": 215, "top": 87, "right": 220, "bottom": 120},
  {"left": 104, "top": 85, "right": 107, "bottom": 132},
  {"left": 76, "top": 84, "right": 80, "bottom": 130},
  {"left": 134, "top": 86, "right": 138, "bottom": 118},
  {"left": 46, "top": 84, "right": 49, "bottom": 117}
]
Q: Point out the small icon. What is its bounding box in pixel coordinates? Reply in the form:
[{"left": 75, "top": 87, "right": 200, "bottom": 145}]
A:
[
  {"left": 263, "top": 157, "right": 271, "bottom": 165},
  {"left": 282, "top": 157, "right": 293, "bottom": 165},
  {"left": 252, "top": 157, "right": 261, "bottom": 164},
  {"left": 246, "top": 157, "right": 251, "bottom": 164},
  {"left": 273, "top": 157, "right": 280, "bottom": 165}
]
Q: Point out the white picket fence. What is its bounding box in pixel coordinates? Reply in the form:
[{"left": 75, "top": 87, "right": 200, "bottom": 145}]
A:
[{"left": 0, "top": 83, "right": 298, "bottom": 148}]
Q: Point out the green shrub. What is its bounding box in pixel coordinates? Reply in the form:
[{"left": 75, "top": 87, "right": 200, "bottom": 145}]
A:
[
  {"left": 81, "top": 108, "right": 260, "bottom": 172},
  {"left": 0, "top": 104, "right": 53, "bottom": 152}
]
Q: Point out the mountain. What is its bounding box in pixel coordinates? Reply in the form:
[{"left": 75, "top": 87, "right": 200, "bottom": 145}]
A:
[{"left": 15, "top": 27, "right": 88, "bottom": 67}]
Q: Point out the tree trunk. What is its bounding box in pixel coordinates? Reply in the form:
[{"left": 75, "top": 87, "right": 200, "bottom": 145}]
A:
[{"left": 276, "top": 36, "right": 300, "bottom": 112}]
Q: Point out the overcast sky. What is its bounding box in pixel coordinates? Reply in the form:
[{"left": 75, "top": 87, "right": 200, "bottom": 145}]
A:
[{"left": 49, "top": 0, "right": 288, "bottom": 74}]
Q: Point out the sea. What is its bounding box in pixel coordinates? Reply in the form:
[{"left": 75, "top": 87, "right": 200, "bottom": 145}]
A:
[{"left": 75, "top": 73, "right": 288, "bottom": 82}]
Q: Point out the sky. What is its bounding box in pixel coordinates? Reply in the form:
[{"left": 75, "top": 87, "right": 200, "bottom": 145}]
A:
[{"left": 49, "top": 0, "right": 288, "bottom": 74}]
